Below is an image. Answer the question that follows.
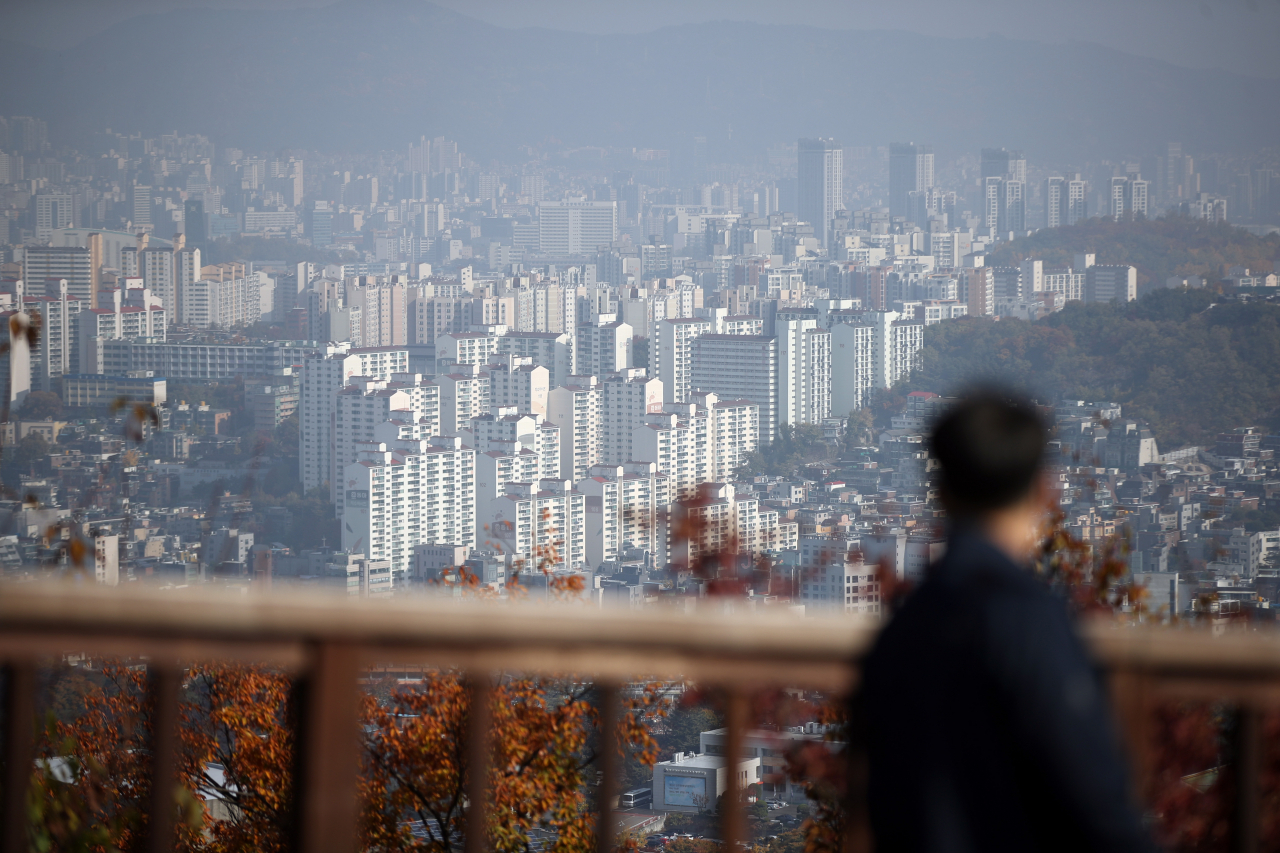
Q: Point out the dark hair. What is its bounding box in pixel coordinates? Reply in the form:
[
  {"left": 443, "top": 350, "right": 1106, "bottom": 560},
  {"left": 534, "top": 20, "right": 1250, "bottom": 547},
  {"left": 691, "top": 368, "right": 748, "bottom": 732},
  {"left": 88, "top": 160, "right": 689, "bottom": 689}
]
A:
[{"left": 930, "top": 390, "right": 1047, "bottom": 515}]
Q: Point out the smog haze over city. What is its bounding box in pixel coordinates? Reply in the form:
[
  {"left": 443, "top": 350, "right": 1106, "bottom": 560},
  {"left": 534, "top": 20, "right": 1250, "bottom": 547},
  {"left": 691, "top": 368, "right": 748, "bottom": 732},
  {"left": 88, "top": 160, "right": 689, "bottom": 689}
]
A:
[{"left": 3, "top": 1, "right": 1280, "bottom": 850}]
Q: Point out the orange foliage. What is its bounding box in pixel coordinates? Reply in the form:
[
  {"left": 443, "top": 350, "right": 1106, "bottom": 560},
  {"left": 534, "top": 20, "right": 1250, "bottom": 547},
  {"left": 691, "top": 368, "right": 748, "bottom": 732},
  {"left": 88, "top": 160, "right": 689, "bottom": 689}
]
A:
[{"left": 34, "top": 661, "right": 665, "bottom": 853}]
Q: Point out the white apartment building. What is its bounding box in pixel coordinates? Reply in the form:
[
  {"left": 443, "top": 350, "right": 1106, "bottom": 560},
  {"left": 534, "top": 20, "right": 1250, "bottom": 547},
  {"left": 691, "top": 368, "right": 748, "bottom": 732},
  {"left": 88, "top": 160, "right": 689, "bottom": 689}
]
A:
[
  {"left": 776, "top": 318, "right": 831, "bottom": 429},
  {"left": 917, "top": 301, "right": 968, "bottom": 325},
  {"left": 436, "top": 331, "right": 499, "bottom": 367},
  {"left": 485, "top": 479, "right": 586, "bottom": 574},
  {"left": 577, "top": 462, "right": 669, "bottom": 569},
  {"left": 299, "top": 347, "right": 411, "bottom": 493},
  {"left": 830, "top": 322, "right": 875, "bottom": 415},
  {"left": 436, "top": 364, "right": 491, "bottom": 435},
  {"left": 475, "top": 441, "right": 548, "bottom": 528},
  {"left": 179, "top": 272, "right": 273, "bottom": 329},
  {"left": 33, "top": 193, "right": 74, "bottom": 243},
  {"left": 599, "top": 369, "right": 663, "bottom": 467},
  {"left": 639, "top": 394, "right": 754, "bottom": 503},
  {"left": 692, "top": 392, "right": 760, "bottom": 484},
  {"left": 655, "top": 317, "right": 711, "bottom": 404},
  {"left": 690, "top": 333, "right": 778, "bottom": 443},
  {"left": 925, "top": 231, "right": 973, "bottom": 268},
  {"left": 669, "top": 482, "right": 797, "bottom": 568},
  {"left": 1085, "top": 265, "right": 1138, "bottom": 303},
  {"left": 140, "top": 246, "right": 200, "bottom": 322},
  {"left": 830, "top": 311, "right": 926, "bottom": 413},
  {"left": 465, "top": 410, "right": 561, "bottom": 485},
  {"left": 487, "top": 354, "right": 549, "bottom": 416},
  {"left": 633, "top": 408, "right": 709, "bottom": 503},
  {"left": 576, "top": 315, "right": 633, "bottom": 377},
  {"left": 22, "top": 246, "right": 93, "bottom": 304},
  {"left": 1042, "top": 268, "right": 1085, "bottom": 302},
  {"left": 333, "top": 375, "right": 441, "bottom": 513},
  {"left": 888, "top": 318, "right": 925, "bottom": 386},
  {"left": 341, "top": 435, "right": 476, "bottom": 584},
  {"left": 795, "top": 535, "right": 881, "bottom": 616},
  {"left": 23, "top": 287, "right": 81, "bottom": 392},
  {"left": 496, "top": 331, "right": 574, "bottom": 389},
  {"left": 537, "top": 200, "right": 618, "bottom": 255},
  {"left": 78, "top": 296, "right": 167, "bottom": 374},
  {"left": 548, "top": 376, "right": 603, "bottom": 481},
  {"left": 345, "top": 281, "right": 408, "bottom": 347}
]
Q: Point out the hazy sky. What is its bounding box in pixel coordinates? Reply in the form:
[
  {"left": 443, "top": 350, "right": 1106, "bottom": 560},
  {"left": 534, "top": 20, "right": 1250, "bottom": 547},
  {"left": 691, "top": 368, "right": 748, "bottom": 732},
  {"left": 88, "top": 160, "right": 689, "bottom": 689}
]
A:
[{"left": 4, "top": 0, "right": 1279, "bottom": 78}]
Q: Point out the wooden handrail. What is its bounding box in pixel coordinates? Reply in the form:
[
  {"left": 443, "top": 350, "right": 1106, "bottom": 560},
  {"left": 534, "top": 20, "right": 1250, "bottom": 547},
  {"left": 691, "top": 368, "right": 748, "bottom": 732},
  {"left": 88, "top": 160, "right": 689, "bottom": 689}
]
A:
[
  {"left": 3, "top": 583, "right": 1280, "bottom": 685},
  {"left": 3, "top": 582, "right": 1280, "bottom": 853}
]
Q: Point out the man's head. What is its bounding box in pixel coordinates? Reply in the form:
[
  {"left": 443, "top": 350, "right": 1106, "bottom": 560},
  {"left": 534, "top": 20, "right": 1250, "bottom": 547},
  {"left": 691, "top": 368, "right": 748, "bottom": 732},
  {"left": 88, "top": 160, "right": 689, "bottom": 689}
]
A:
[{"left": 931, "top": 390, "right": 1047, "bottom": 522}]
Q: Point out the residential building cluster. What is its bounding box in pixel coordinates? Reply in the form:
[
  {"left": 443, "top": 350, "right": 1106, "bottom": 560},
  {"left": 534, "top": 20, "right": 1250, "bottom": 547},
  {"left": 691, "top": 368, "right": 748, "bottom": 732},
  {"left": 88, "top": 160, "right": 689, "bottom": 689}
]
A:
[{"left": 0, "top": 120, "right": 1276, "bottom": 615}]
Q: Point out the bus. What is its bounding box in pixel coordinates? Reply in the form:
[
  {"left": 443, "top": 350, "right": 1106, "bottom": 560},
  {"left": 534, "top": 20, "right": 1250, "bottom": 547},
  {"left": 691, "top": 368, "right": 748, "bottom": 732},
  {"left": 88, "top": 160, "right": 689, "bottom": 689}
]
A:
[{"left": 620, "top": 788, "right": 653, "bottom": 809}]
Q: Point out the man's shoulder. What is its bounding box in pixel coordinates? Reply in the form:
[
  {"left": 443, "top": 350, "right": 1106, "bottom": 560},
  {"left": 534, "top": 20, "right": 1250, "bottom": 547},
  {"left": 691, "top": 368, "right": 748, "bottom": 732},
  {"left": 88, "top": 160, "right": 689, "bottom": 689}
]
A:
[{"left": 869, "top": 542, "right": 1066, "bottom": 662}]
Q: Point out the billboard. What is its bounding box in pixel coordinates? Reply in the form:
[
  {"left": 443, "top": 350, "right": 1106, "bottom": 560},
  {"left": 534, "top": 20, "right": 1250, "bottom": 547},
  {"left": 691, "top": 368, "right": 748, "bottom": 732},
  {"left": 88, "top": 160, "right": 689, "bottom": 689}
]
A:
[{"left": 664, "top": 775, "right": 706, "bottom": 808}]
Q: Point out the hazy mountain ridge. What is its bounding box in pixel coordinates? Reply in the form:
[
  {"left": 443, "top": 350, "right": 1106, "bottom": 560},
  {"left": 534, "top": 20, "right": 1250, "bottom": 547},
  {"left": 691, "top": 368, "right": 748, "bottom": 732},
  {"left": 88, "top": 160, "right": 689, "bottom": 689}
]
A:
[{"left": 3, "top": 0, "right": 1275, "bottom": 160}]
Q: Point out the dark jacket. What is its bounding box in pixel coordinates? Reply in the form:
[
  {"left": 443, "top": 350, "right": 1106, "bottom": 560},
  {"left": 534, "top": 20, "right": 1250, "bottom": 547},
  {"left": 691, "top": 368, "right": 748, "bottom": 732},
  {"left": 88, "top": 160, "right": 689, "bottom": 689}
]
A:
[{"left": 860, "top": 529, "right": 1153, "bottom": 853}]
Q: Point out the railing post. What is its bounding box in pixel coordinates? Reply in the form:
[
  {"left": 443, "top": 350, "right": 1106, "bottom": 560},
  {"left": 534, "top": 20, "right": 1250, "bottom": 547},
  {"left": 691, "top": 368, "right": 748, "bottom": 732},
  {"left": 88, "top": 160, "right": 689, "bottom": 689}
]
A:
[
  {"left": 595, "top": 682, "right": 622, "bottom": 853},
  {"left": 146, "top": 664, "right": 182, "bottom": 853},
  {"left": 1108, "top": 667, "right": 1152, "bottom": 798},
  {"left": 464, "top": 675, "right": 494, "bottom": 853},
  {"left": 1234, "top": 704, "right": 1261, "bottom": 853},
  {"left": 1, "top": 662, "right": 36, "bottom": 853},
  {"left": 294, "top": 643, "right": 362, "bottom": 853},
  {"left": 720, "top": 688, "right": 748, "bottom": 852}
]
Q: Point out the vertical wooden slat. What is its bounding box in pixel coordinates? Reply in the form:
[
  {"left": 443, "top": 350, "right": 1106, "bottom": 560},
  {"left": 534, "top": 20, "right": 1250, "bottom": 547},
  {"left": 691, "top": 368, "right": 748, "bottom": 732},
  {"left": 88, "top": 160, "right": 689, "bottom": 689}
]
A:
[
  {"left": 720, "top": 689, "right": 748, "bottom": 852},
  {"left": 146, "top": 665, "right": 182, "bottom": 853},
  {"left": 1234, "top": 704, "right": 1261, "bottom": 853},
  {"left": 1109, "top": 667, "right": 1152, "bottom": 798},
  {"left": 1, "top": 662, "right": 36, "bottom": 853},
  {"left": 595, "top": 682, "right": 622, "bottom": 853},
  {"left": 294, "top": 643, "right": 362, "bottom": 853},
  {"left": 464, "top": 675, "right": 494, "bottom": 853}
]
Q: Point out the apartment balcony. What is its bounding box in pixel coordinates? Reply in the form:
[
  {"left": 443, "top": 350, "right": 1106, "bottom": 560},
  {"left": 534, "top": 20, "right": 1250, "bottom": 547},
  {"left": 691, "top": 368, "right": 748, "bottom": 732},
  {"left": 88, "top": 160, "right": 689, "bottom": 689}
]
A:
[{"left": 1, "top": 584, "right": 1277, "bottom": 852}]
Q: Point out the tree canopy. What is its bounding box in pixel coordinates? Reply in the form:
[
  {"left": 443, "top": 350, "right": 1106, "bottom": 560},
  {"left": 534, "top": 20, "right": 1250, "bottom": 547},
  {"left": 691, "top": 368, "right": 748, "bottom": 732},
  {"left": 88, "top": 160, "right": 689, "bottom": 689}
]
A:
[
  {"left": 899, "top": 289, "right": 1280, "bottom": 448},
  {"left": 17, "top": 390, "right": 64, "bottom": 421},
  {"left": 985, "top": 215, "right": 1280, "bottom": 291}
]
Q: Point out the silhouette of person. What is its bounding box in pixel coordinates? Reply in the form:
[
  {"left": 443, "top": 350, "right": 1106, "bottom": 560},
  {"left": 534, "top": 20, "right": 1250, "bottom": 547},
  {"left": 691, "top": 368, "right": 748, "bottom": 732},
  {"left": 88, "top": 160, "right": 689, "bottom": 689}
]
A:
[{"left": 860, "top": 390, "right": 1154, "bottom": 853}]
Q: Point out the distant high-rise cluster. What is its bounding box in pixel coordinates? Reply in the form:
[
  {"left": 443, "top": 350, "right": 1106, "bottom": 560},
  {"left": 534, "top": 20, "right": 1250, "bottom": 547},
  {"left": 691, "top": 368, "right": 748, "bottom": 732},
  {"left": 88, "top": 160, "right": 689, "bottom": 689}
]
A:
[{"left": 3, "top": 108, "right": 1272, "bottom": 603}]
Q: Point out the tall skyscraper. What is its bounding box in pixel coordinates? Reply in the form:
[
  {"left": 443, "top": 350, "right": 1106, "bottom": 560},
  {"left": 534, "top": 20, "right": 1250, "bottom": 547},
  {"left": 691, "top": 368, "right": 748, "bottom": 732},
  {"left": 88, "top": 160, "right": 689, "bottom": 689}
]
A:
[
  {"left": 183, "top": 198, "right": 207, "bottom": 252},
  {"left": 691, "top": 333, "right": 779, "bottom": 443},
  {"left": 408, "top": 135, "right": 430, "bottom": 196},
  {"left": 889, "top": 143, "right": 934, "bottom": 221},
  {"left": 34, "top": 193, "right": 74, "bottom": 242},
  {"left": 537, "top": 200, "right": 618, "bottom": 255},
  {"left": 22, "top": 246, "right": 93, "bottom": 304},
  {"left": 776, "top": 317, "right": 831, "bottom": 429},
  {"left": 132, "top": 185, "right": 152, "bottom": 228},
  {"left": 1045, "top": 177, "right": 1066, "bottom": 229},
  {"left": 1067, "top": 176, "right": 1088, "bottom": 225},
  {"left": 797, "top": 138, "right": 843, "bottom": 248},
  {"left": 1110, "top": 176, "right": 1149, "bottom": 219},
  {"left": 981, "top": 148, "right": 1027, "bottom": 234},
  {"left": 981, "top": 148, "right": 1026, "bottom": 185},
  {"left": 310, "top": 201, "right": 333, "bottom": 247}
]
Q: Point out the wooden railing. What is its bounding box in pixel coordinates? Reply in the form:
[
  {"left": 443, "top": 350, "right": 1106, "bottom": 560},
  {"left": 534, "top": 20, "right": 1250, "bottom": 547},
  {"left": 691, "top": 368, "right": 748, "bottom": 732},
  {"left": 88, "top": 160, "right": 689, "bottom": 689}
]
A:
[{"left": 1, "top": 584, "right": 1279, "bottom": 852}]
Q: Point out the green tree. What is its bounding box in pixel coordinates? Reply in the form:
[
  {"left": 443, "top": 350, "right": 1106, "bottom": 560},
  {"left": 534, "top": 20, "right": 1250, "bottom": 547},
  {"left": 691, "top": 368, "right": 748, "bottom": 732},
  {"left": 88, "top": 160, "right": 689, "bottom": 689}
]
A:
[
  {"left": 985, "top": 215, "right": 1280, "bottom": 291},
  {"left": 13, "top": 431, "right": 51, "bottom": 470},
  {"left": 659, "top": 706, "right": 722, "bottom": 758},
  {"left": 18, "top": 390, "right": 63, "bottom": 420},
  {"left": 898, "top": 289, "right": 1280, "bottom": 448}
]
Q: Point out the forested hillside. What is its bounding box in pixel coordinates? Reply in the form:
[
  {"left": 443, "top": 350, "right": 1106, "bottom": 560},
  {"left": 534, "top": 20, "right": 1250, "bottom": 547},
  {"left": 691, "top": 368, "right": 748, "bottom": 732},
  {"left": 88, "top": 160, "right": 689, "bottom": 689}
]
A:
[
  {"left": 985, "top": 216, "right": 1280, "bottom": 291},
  {"left": 897, "top": 289, "right": 1280, "bottom": 449}
]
